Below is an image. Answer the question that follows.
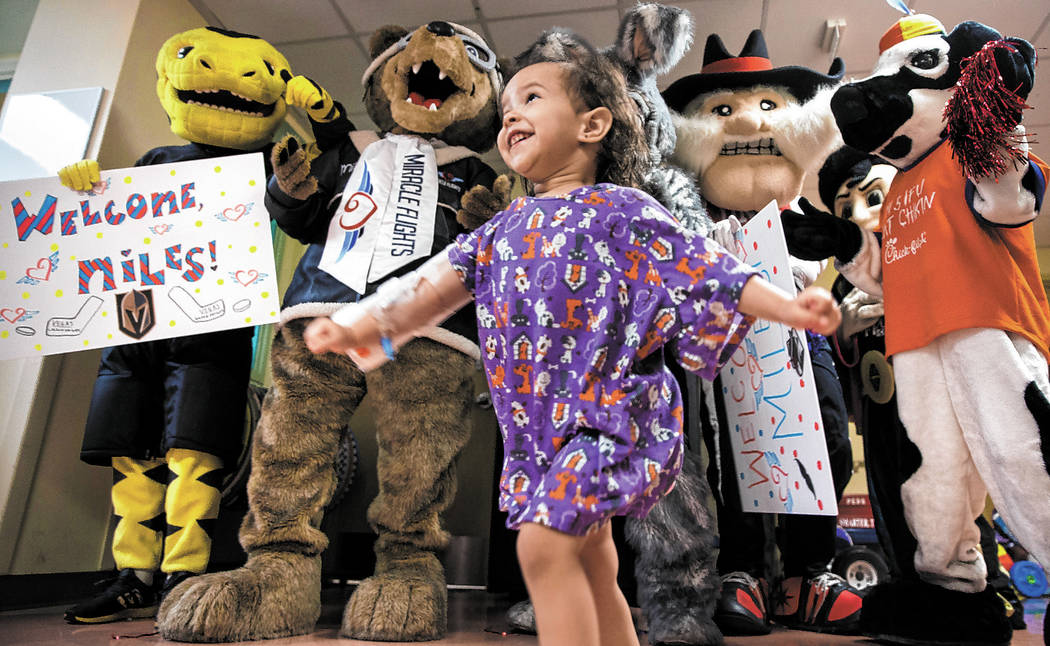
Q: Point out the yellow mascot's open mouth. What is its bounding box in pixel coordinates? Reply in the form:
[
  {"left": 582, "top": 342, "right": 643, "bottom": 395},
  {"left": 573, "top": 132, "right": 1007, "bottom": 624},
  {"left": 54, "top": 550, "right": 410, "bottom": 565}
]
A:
[{"left": 174, "top": 87, "right": 277, "bottom": 118}]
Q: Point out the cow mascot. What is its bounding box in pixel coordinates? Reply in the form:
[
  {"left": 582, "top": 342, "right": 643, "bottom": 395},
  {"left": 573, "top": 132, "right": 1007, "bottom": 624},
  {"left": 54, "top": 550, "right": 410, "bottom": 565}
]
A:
[{"left": 783, "top": 13, "right": 1050, "bottom": 646}]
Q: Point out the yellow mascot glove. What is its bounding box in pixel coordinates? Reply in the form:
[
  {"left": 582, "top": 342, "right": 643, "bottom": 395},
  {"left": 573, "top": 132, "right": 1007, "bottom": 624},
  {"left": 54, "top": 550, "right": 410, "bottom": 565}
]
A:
[
  {"left": 285, "top": 75, "right": 341, "bottom": 123},
  {"left": 58, "top": 159, "right": 101, "bottom": 192}
]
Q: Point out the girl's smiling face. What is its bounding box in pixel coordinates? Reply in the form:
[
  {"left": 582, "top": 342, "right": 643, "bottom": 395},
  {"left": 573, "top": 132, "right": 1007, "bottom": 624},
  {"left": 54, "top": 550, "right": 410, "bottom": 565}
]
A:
[{"left": 498, "top": 62, "right": 602, "bottom": 195}]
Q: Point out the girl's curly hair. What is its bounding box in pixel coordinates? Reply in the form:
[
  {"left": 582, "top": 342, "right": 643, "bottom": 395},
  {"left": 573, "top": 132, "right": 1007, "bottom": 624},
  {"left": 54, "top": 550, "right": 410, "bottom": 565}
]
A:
[{"left": 510, "top": 29, "right": 649, "bottom": 189}]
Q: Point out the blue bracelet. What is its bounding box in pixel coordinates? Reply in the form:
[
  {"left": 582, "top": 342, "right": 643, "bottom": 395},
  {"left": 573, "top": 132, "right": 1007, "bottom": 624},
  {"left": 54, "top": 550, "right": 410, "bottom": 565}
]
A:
[{"left": 380, "top": 336, "right": 396, "bottom": 361}]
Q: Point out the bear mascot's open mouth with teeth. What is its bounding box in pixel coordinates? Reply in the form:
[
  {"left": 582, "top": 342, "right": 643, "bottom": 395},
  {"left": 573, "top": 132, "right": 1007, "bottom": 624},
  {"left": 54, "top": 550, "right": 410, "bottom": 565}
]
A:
[{"left": 366, "top": 21, "right": 500, "bottom": 145}]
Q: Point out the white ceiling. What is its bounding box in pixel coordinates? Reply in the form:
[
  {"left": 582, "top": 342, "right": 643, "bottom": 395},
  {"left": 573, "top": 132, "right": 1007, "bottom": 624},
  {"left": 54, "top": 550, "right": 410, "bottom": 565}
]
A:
[{"left": 188, "top": 0, "right": 1050, "bottom": 239}]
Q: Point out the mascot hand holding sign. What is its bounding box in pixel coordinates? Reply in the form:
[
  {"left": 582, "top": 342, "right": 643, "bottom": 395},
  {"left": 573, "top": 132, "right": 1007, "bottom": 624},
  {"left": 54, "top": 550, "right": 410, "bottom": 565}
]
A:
[
  {"left": 59, "top": 27, "right": 319, "bottom": 625},
  {"left": 157, "top": 20, "right": 501, "bottom": 643},
  {"left": 783, "top": 12, "right": 1050, "bottom": 646}
]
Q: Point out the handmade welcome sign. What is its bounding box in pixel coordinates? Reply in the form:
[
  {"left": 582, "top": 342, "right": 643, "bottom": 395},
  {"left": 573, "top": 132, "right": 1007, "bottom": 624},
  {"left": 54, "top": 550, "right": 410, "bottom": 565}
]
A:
[
  {"left": 0, "top": 153, "right": 279, "bottom": 360},
  {"left": 719, "top": 201, "right": 837, "bottom": 516}
]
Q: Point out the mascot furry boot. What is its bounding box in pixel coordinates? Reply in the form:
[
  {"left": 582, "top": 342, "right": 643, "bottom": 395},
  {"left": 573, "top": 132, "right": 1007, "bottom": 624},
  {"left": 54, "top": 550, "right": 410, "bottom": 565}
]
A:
[
  {"left": 158, "top": 21, "right": 502, "bottom": 642},
  {"left": 784, "top": 14, "right": 1050, "bottom": 646},
  {"left": 498, "top": 6, "right": 723, "bottom": 644}
]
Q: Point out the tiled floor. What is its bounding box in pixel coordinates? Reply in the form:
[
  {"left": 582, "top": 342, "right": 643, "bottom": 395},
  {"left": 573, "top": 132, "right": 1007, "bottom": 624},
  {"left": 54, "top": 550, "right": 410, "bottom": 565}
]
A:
[{"left": 1, "top": 587, "right": 1046, "bottom": 645}]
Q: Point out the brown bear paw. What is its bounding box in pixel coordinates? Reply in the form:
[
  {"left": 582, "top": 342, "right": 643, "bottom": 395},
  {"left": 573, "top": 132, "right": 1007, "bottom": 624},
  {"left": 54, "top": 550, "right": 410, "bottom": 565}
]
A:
[
  {"left": 157, "top": 551, "right": 321, "bottom": 642},
  {"left": 456, "top": 173, "right": 515, "bottom": 230},
  {"left": 271, "top": 134, "right": 318, "bottom": 200},
  {"left": 341, "top": 570, "right": 448, "bottom": 641}
]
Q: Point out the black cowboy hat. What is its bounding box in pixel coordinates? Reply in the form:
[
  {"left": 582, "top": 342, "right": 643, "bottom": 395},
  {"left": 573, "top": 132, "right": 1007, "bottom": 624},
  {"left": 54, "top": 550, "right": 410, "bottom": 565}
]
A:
[{"left": 662, "top": 29, "right": 844, "bottom": 112}]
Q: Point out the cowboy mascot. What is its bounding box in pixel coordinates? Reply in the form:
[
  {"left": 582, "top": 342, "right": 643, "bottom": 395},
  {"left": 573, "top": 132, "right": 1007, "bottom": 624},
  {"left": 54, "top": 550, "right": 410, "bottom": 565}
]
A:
[{"left": 663, "top": 30, "right": 863, "bottom": 635}]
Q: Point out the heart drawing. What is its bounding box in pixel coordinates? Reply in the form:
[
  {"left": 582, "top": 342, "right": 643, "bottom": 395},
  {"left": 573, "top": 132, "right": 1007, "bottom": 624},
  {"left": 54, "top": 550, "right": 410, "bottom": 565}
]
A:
[
  {"left": 25, "top": 257, "right": 52, "bottom": 281},
  {"left": 223, "top": 204, "right": 248, "bottom": 221},
  {"left": 235, "top": 269, "right": 259, "bottom": 286},
  {"left": 1, "top": 307, "right": 27, "bottom": 323},
  {"left": 338, "top": 192, "right": 378, "bottom": 231}
]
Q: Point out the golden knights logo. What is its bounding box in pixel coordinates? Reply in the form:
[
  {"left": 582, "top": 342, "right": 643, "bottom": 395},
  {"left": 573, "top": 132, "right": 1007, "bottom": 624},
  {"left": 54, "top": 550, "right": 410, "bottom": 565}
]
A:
[{"left": 115, "top": 289, "right": 155, "bottom": 339}]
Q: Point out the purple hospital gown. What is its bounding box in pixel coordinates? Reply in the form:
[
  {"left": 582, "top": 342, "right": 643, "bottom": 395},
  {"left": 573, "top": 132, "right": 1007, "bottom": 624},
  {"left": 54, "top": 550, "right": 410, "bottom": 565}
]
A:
[{"left": 447, "top": 184, "right": 757, "bottom": 535}]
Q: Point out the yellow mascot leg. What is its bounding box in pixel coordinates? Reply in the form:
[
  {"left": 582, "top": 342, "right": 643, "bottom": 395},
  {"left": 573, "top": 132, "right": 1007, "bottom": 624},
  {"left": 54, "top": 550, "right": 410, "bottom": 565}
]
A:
[
  {"left": 111, "top": 456, "right": 167, "bottom": 573},
  {"left": 63, "top": 456, "right": 165, "bottom": 624},
  {"left": 161, "top": 448, "right": 223, "bottom": 576}
]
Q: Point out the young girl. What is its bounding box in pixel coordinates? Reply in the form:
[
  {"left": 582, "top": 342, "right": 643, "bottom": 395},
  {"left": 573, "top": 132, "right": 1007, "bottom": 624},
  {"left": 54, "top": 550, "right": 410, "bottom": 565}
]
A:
[{"left": 305, "top": 44, "right": 841, "bottom": 646}]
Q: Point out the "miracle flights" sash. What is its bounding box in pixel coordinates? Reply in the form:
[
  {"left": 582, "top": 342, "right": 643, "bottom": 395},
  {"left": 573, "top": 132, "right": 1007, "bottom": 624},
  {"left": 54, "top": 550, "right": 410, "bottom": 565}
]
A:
[{"left": 319, "top": 134, "right": 437, "bottom": 293}]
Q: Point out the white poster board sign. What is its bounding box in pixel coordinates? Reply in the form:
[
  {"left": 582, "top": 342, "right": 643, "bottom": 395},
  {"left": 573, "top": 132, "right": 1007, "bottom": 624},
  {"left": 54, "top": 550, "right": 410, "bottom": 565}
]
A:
[
  {"left": 719, "top": 201, "right": 837, "bottom": 516},
  {"left": 0, "top": 153, "right": 279, "bottom": 360}
]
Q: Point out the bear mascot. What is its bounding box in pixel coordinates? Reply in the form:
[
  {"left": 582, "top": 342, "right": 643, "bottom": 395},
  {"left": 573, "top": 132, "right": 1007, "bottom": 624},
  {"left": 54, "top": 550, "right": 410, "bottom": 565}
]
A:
[{"left": 157, "top": 20, "right": 502, "bottom": 642}]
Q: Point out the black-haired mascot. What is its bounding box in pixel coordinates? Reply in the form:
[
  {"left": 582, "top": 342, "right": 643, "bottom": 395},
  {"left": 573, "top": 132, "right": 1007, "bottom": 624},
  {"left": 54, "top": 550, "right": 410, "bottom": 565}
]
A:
[
  {"left": 783, "top": 13, "right": 1050, "bottom": 646},
  {"left": 157, "top": 20, "right": 501, "bottom": 643},
  {"left": 816, "top": 147, "right": 912, "bottom": 581}
]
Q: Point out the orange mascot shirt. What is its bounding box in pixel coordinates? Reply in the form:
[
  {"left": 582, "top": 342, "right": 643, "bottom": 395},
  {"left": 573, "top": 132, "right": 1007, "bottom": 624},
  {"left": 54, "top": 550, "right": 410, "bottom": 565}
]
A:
[{"left": 880, "top": 141, "right": 1050, "bottom": 360}]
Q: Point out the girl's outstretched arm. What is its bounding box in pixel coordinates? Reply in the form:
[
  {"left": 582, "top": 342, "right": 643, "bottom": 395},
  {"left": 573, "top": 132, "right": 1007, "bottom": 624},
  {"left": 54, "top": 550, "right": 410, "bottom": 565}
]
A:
[
  {"left": 304, "top": 253, "right": 473, "bottom": 369},
  {"left": 738, "top": 277, "right": 841, "bottom": 336}
]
